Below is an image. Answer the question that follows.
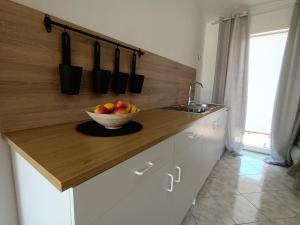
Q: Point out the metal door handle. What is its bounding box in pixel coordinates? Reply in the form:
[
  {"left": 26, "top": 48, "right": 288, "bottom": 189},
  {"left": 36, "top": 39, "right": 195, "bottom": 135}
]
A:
[
  {"left": 134, "top": 162, "right": 154, "bottom": 175},
  {"left": 175, "top": 166, "right": 181, "bottom": 183},
  {"left": 167, "top": 173, "right": 174, "bottom": 192}
]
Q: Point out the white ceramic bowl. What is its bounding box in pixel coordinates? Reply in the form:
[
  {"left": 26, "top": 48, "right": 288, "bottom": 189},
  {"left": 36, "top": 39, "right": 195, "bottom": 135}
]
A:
[{"left": 86, "top": 107, "right": 140, "bottom": 129}]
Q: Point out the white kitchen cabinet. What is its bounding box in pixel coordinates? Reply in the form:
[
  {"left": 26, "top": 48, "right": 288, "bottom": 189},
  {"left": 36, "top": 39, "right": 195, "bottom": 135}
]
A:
[
  {"left": 171, "top": 108, "right": 227, "bottom": 225},
  {"left": 207, "top": 108, "right": 227, "bottom": 162},
  {"left": 11, "top": 151, "right": 74, "bottom": 225},
  {"left": 11, "top": 108, "right": 227, "bottom": 225},
  {"left": 172, "top": 123, "right": 207, "bottom": 225},
  {"left": 209, "top": 108, "right": 227, "bottom": 167},
  {"left": 94, "top": 163, "right": 174, "bottom": 225},
  {"left": 12, "top": 137, "right": 174, "bottom": 225},
  {"left": 216, "top": 108, "right": 227, "bottom": 157},
  {"left": 73, "top": 137, "right": 174, "bottom": 225}
]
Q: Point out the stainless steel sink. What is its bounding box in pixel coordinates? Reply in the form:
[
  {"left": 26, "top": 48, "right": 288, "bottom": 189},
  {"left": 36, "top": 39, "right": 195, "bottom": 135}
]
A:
[{"left": 162, "top": 103, "right": 220, "bottom": 114}]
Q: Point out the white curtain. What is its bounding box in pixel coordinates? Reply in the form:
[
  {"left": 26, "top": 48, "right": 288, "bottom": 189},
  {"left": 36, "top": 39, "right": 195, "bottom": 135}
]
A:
[
  {"left": 224, "top": 16, "right": 249, "bottom": 154},
  {"left": 212, "top": 19, "right": 233, "bottom": 104},
  {"left": 269, "top": 1, "right": 300, "bottom": 165}
]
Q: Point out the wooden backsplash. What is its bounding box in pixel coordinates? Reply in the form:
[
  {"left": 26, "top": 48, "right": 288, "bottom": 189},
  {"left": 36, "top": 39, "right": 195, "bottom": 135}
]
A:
[{"left": 0, "top": 0, "right": 196, "bottom": 132}]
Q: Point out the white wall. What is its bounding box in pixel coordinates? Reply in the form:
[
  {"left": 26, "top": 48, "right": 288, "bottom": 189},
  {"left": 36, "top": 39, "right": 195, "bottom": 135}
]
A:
[
  {"left": 0, "top": 136, "right": 19, "bottom": 225},
  {"left": 199, "top": 0, "right": 294, "bottom": 103},
  {"left": 13, "top": 0, "right": 204, "bottom": 69},
  {"left": 250, "top": 0, "right": 294, "bottom": 34}
]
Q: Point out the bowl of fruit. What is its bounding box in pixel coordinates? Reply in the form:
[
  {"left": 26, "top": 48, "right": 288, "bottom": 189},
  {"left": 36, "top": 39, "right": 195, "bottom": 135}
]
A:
[{"left": 86, "top": 100, "right": 139, "bottom": 129}]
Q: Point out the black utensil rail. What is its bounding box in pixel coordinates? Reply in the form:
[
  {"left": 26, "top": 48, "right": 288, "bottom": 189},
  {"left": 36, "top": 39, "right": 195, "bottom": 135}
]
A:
[{"left": 44, "top": 15, "right": 145, "bottom": 57}]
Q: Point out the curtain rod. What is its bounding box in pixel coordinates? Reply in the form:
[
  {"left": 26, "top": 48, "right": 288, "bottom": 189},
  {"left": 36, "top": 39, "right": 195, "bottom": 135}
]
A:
[
  {"left": 211, "top": 13, "right": 248, "bottom": 25},
  {"left": 44, "top": 15, "right": 145, "bottom": 57}
]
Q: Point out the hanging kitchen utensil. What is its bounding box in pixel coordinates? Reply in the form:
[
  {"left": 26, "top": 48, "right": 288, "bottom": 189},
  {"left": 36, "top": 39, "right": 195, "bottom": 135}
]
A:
[
  {"left": 59, "top": 31, "right": 82, "bottom": 95},
  {"left": 130, "top": 53, "right": 144, "bottom": 93},
  {"left": 112, "top": 47, "right": 129, "bottom": 94},
  {"left": 93, "top": 41, "right": 111, "bottom": 94}
]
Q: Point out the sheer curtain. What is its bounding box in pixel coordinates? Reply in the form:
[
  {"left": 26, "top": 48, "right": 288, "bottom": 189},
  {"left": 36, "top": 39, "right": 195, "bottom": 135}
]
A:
[
  {"left": 213, "top": 15, "right": 249, "bottom": 154},
  {"left": 212, "top": 19, "right": 233, "bottom": 104},
  {"left": 268, "top": 0, "right": 300, "bottom": 165}
]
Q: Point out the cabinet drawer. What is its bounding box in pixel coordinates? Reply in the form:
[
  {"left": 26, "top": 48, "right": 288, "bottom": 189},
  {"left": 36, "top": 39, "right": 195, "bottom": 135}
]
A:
[
  {"left": 72, "top": 137, "right": 173, "bottom": 225},
  {"left": 93, "top": 163, "right": 174, "bottom": 225},
  {"left": 174, "top": 126, "right": 196, "bottom": 159},
  {"left": 174, "top": 123, "right": 205, "bottom": 162}
]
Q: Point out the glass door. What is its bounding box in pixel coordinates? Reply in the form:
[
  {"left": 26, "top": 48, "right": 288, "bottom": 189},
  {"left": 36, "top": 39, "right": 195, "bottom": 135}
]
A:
[{"left": 244, "top": 29, "right": 288, "bottom": 154}]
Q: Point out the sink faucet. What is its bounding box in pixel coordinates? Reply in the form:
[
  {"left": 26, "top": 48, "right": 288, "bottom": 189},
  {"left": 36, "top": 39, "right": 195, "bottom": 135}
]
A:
[{"left": 188, "top": 81, "right": 204, "bottom": 106}]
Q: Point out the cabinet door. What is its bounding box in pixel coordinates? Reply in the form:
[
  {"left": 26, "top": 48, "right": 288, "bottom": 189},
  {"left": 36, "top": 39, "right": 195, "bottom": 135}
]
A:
[
  {"left": 217, "top": 109, "right": 227, "bottom": 157},
  {"left": 205, "top": 109, "right": 226, "bottom": 165},
  {"left": 208, "top": 109, "right": 227, "bottom": 161},
  {"left": 201, "top": 118, "right": 220, "bottom": 182},
  {"left": 73, "top": 137, "right": 173, "bottom": 225},
  {"left": 93, "top": 163, "right": 174, "bottom": 225},
  {"left": 172, "top": 125, "right": 207, "bottom": 225}
]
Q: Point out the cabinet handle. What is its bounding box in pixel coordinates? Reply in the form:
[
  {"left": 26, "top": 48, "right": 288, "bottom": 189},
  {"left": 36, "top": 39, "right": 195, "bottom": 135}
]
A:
[
  {"left": 134, "top": 162, "right": 154, "bottom": 176},
  {"left": 167, "top": 173, "right": 174, "bottom": 192},
  {"left": 175, "top": 166, "right": 181, "bottom": 183},
  {"left": 187, "top": 132, "right": 196, "bottom": 139}
]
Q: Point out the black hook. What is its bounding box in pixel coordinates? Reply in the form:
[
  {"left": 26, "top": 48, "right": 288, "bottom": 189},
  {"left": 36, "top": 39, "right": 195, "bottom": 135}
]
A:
[
  {"left": 44, "top": 15, "right": 52, "bottom": 33},
  {"left": 138, "top": 49, "right": 144, "bottom": 57}
]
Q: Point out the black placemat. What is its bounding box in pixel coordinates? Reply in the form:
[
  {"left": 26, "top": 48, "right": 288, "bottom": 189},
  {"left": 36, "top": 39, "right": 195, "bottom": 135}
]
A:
[{"left": 76, "top": 121, "right": 143, "bottom": 137}]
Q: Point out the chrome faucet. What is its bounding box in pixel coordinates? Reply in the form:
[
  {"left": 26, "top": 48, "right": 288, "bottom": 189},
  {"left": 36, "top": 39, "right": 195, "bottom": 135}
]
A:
[{"left": 188, "top": 81, "right": 204, "bottom": 106}]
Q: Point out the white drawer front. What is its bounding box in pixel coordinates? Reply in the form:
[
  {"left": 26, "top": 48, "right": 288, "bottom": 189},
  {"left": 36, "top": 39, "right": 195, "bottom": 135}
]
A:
[
  {"left": 93, "top": 163, "right": 174, "bottom": 225},
  {"left": 174, "top": 126, "right": 197, "bottom": 161},
  {"left": 72, "top": 137, "right": 173, "bottom": 225}
]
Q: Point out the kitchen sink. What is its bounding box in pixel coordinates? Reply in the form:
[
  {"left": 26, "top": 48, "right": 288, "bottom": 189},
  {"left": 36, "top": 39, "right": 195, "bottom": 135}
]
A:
[{"left": 162, "top": 103, "right": 221, "bottom": 114}]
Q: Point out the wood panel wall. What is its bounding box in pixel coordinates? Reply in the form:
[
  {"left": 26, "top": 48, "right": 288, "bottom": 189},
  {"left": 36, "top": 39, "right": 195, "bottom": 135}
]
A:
[{"left": 0, "top": 0, "right": 196, "bottom": 132}]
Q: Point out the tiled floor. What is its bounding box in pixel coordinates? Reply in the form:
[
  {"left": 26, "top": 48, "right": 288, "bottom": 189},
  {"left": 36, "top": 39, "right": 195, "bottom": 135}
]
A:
[{"left": 181, "top": 151, "right": 300, "bottom": 225}]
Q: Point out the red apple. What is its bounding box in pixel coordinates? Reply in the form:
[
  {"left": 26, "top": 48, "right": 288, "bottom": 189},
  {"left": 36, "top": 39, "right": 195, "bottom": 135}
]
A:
[
  {"left": 114, "top": 100, "right": 127, "bottom": 109},
  {"left": 113, "top": 108, "right": 127, "bottom": 114},
  {"left": 94, "top": 105, "right": 111, "bottom": 114}
]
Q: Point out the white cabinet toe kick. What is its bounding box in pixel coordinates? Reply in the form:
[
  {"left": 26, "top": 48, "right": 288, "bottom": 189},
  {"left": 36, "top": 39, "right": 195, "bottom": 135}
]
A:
[{"left": 11, "top": 108, "right": 227, "bottom": 225}]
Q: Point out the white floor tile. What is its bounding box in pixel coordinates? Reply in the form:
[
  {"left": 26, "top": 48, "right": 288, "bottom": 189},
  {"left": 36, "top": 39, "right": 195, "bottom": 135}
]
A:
[{"left": 181, "top": 151, "right": 299, "bottom": 225}]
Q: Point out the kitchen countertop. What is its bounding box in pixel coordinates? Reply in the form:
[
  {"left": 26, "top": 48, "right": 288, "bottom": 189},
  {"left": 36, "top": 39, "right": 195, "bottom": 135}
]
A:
[{"left": 3, "top": 107, "right": 224, "bottom": 191}]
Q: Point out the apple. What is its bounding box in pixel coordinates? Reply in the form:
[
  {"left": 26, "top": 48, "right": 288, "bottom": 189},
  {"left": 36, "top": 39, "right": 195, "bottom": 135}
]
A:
[
  {"left": 103, "top": 102, "right": 114, "bottom": 112},
  {"left": 114, "top": 100, "right": 127, "bottom": 109},
  {"left": 94, "top": 105, "right": 111, "bottom": 114},
  {"left": 113, "top": 108, "right": 127, "bottom": 114}
]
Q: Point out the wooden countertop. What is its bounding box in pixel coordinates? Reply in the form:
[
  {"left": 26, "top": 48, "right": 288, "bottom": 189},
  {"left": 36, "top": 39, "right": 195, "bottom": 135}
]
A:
[{"left": 3, "top": 108, "right": 223, "bottom": 191}]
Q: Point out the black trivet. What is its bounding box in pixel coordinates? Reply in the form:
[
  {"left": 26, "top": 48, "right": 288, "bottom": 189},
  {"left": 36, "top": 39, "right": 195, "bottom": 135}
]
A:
[{"left": 76, "top": 121, "right": 143, "bottom": 137}]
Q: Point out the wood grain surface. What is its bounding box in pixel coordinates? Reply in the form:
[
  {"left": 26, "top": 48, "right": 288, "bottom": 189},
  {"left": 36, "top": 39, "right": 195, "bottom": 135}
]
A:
[
  {"left": 0, "top": 0, "right": 196, "bottom": 132},
  {"left": 3, "top": 108, "right": 224, "bottom": 191}
]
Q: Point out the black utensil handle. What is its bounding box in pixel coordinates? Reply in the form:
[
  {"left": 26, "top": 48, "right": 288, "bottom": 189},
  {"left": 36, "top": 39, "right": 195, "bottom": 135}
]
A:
[
  {"left": 61, "top": 31, "right": 71, "bottom": 65},
  {"left": 114, "top": 47, "right": 120, "bottom": 74},
  {"left": 94, "top": 41, "right": 101, "bottom": 69},
  {"left": 131, "top": 53, "right": 137, "bottom": 75}
]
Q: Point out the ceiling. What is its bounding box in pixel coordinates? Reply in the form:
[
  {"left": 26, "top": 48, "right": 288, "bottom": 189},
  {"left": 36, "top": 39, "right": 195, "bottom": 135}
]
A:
[{"left": 196, "top": 0, "right": 285, "bottom": 20}]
